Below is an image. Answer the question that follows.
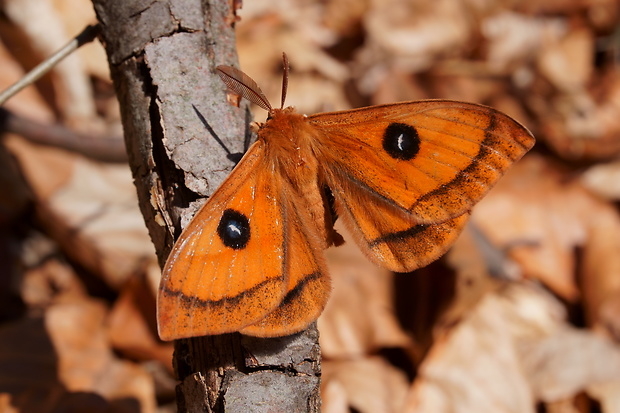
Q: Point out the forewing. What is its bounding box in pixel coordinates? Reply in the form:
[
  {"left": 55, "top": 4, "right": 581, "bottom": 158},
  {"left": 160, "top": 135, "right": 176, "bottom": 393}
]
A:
[
  {"left": 158, "top": 143, "right": 288, "bottom": 340},
  {"left": 310, "top": 100, "right": 535, "bottom": 223}
]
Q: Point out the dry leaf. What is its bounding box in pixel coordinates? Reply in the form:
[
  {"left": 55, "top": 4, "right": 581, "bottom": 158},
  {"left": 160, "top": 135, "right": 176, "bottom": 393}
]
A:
[
  {"left": 4, "top": 136, "right": 156, "bottom": 289},
  {"left": 20, "top": 256, "right": 87, "bottom": 309},
  {"left": 404, "top": 283, "right": 620, "bottom": 412},
  {"left": 581, "top": 205, "right": 620, "bottom": 340},
  {"left": 473, "top": 154, "right": 620, "bottom": 341},
  {"left": 581, "top": 161, "right": 620, "bottom": 201},
  {"left": 0, "top": 299, "right": 156, "bottom": 413},
  {"left": 537, "top": 27, "right": 593, "bottom": 93},
  {"left": 473, "top": 154, "right": 611, "bottom": 301},
  {"left": 520, "top": 326, "right": 620, "bottom": 404},
  {"left": 46, "top": 301, "right": 156, "bottom": 412},
  {"left": 107, "top": 272, "right": 173, "bottom": 371},
  {"left": 482, "top": 11, "right": 567, "bottom": 73},
  {"left": 323, "top": 356, "right": 409, "bottom": 413}
]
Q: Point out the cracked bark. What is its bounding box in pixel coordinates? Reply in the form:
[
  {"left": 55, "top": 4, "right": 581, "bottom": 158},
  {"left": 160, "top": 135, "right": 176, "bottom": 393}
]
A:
[{"left": 91, "top": 0, "right": 321, "bottom": 411}]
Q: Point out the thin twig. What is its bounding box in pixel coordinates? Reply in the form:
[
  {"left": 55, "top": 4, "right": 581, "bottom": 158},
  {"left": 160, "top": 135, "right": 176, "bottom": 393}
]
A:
[
  {"left": 0, "top": 107, "right": 127, "bottom": 163},
  {"left": 0, "top": 24, "right": 102, "bottom": 106}
]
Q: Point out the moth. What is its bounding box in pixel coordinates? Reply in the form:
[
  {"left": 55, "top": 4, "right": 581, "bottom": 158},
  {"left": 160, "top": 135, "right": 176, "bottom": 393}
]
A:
[{"left": 157, "top": 55, "right": 535, "bottom": 340}]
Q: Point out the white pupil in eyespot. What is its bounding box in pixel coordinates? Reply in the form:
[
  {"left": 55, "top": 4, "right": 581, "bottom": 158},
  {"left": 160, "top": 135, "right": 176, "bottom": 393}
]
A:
[
  {"left": 397, "top": 133, "right": 405, "bottom": 151},
  {"left": 228, "top": 223, "right": 242, "bottom": 237}
]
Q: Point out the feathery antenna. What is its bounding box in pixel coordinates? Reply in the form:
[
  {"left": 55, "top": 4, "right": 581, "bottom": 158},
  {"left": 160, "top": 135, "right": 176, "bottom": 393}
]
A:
[{"left": 216, "top": 65, "right": 273, "bottom": 112}]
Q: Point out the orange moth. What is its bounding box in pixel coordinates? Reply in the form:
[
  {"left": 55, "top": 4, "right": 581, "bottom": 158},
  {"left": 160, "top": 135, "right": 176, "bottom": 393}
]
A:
[{"left": 157, "top": 55, "right": 534, "bottom": 340}]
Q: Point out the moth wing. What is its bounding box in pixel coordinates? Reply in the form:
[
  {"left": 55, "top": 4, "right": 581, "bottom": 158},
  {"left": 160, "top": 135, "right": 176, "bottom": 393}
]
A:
[
  {"left": 158, "top": 143, "right": 289, "bottom": 340},
  {"left": 310, "top": 100, "right": 533, "bottom": 272},
  {"left": 331, "top": 172, "right": 470, "bottom": 272},
  {"left": 310, "top": 100, "right": 535, "bottom": 223}
]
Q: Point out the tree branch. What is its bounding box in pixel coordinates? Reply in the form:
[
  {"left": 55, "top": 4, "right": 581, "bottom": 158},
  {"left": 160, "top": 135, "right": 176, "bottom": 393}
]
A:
[{"left": 91, "top": 0, "right": 321, "bottom": 411}]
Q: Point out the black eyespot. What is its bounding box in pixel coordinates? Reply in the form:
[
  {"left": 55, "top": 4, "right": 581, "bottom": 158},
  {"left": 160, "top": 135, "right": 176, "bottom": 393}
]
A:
[
  {"left": 217, "top": 209, "right": 250, "bottom": 250},
  {"left": 382, "top": 123, "right": 420, "bottom": 160}
]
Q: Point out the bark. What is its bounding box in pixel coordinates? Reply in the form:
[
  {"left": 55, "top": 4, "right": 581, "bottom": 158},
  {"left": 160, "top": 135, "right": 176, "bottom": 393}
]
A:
[{"left": 91, "top": 0, "right": 321, "bottom": 411}]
